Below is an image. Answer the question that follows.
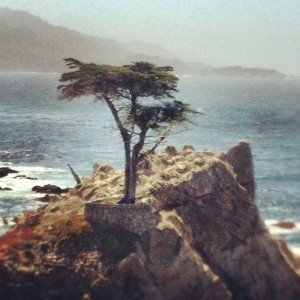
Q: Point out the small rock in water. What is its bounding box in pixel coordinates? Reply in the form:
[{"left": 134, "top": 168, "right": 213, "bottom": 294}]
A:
[
  {"left": 14, "top": 175, "right": 38, "bottom": 180},
  {"left": 2, "top": 217, "right": 8, "bottom": 225},
  {"left": 272, "top": 221, "right": 296, "bottom": 230},
  {"left": 32, "top": 184, "right": 70, "bottom": 194},
  {"left": 0, "top": 187, "right": 13, "bottom": 191},
  {"left": 0, "top": 167, "right": 18, "bottom": 178}
]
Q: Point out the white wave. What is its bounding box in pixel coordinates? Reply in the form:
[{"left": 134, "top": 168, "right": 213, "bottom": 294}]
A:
[
  {"left": 0, "top": 161, "right": 13, "bottom": 166},
  {"left": 0, "top": 217, "right": 17, "bottom": 236},
  {"left": 264, "top": 219, "right": 300, "bottom": 257},
  {"left": 0, "top": 216, "right": 15, "bottom": 227},
  {"left": 9, "top": 165, "right": 67, "bottom": 173},
  {"left": 1, "top": 178, "right": 50, "bottom": 193},
  {"left": 196, "top": 107, "right": 204, "bottom": 113},
  {"left": 0, "top": 163, "right": 76, "bottom": 208},
  {"left": 265, "top": 219, "right": 300, "bottom": 235},
  {"left": 0, "top": 226, "right": 10, "bottom": 236},
  {"left": 289, "top": 245, "right": 300, "bottom": 256},
  {"left": 1, "top": 177, "right": 73, "bottom": 195},
  {"left": 0, "top": 162, "right": 66, "bottom": 172}
]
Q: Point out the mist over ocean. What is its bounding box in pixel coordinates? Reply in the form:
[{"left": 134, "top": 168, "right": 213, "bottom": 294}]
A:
[{"left": 0, "top": 72, "right": 300, "bottom": 247}]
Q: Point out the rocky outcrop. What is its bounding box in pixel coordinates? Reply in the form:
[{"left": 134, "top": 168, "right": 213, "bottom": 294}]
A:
[
  {"left": 103, "top": 227, "right": 231, "bottom": 300},
  {"left": 0, "top": 142, "right": 299, "bottom": 300},
  {"left": 33, "top": 194, "right": 57, "bottom": 203},
  {"left": 0, "top": 167, "right": 18, "bottom": 178},
  {"left": 223, "top": 140, "right": 255, "bottom": 197},
  {"left": 152, "top": 160, "right": 299, "bottom": 299}
]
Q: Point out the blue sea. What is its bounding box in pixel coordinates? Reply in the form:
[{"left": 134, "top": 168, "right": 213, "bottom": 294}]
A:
[{"left": 0, "top": 72, "right": 300, "bottom": 250}]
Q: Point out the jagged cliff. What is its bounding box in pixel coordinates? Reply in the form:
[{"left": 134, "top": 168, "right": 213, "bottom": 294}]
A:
[{"left": 0, "top": 142, "right": 299, "bottom": 300}]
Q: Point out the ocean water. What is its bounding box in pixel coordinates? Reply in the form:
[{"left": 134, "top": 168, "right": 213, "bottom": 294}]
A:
[{"left": 0, "top": 72, "right": 300, "bottom": 247}]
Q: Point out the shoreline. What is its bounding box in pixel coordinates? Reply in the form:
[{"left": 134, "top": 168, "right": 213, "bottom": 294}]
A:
[{"left": 1, "top": 150, "right": 300, "bottom": 250}]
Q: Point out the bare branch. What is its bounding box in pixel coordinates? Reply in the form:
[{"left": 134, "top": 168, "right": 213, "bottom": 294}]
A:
[
  {"left": 68, "top": 164, "right": 82, "bottom": 185},
  {"left": 116, "top": 107, "right": 125, "bottom": 113},
  {"left": 104, "top": 98, "right": 130, "bottom": 142},
  {"left": 117, "top": 93, "right": 132, "bottom": 100},
  {"left": 148, "top": 127, "right": 172, "bottom": 153}
]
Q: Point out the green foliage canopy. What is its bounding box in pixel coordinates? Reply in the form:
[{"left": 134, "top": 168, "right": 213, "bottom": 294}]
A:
[
  {"left": 59, "top": 59, "right": 178, "bottom": 100},
  {"left": 58, "top": 59, "right": 197, "bottom": 133}
]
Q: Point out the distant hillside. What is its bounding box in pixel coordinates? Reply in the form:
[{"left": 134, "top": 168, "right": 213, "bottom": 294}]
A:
[
  {"left": 123, "top": 41, "right": 176, "bottom": 59},
  {"left": 0, "top": 8, "right": 133, "bottom": 72},
  {"left": 0, "top": 8, "right": 285, "bottom": 77}
]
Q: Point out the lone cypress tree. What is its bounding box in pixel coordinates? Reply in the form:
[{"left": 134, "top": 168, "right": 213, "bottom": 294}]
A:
[{"left": 58, "top": 59, "right": 198, "bottom": 203}]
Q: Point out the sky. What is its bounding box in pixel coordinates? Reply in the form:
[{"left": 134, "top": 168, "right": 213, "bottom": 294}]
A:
[{"left": 1, "top": 0, "right": 300, "bottom": 75}]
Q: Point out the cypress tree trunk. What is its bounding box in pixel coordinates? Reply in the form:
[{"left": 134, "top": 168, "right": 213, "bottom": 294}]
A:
[
  {"left": 126, "top": 95, "right": 139, "bottom": 203},
  {"left": 104, "top": 98, "right": 132, "bottom": 203},
  {"left": 128, "top": 129, "right": 147, "bottom": 203},
  {"left": 123, "top": 139, "right": 131, "bottom": 201},
  {"left": 128, "top": 156, "right": 138, "bottom": 203}
]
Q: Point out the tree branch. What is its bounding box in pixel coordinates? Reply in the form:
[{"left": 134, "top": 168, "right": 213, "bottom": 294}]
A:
[
  {"left": 132, "top": 128, "right": 148, "bottom": 163},
  {"left": 148, "top": 127, "right": 173, "bottom": 153},
  {"left": 68, "top": 164, "right": 82, "bottom": 185},
  {"left": 104, "top": 97, "right": 130, "bottom": 141}
]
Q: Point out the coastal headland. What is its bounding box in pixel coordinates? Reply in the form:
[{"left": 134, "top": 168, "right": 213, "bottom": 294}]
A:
[{"left": 0, "top": 141, "right": 299, "bottom": 300}]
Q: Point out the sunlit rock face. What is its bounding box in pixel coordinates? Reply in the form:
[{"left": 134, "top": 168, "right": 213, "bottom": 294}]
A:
[
  {"left": 150, "top": 147, "right": 300, "bottom": 300},
  {"left": 223, "top": 140, "right": 255, "bottom": 197},
  {"left": 85, "top": 141, "right": 300, "bottom": 300}
]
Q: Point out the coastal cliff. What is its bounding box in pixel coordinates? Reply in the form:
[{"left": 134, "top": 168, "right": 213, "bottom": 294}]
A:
[{"left": 0, "top": 142, "right": 299, "bottom": 300}]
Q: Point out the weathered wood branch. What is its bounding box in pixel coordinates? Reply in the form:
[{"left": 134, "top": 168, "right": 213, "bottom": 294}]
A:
[
  {"left": 68, "top": 164, "right": 82, "bottom": 185},
  {"left": 149, "top": 127, "right": 172, "bottom": 154}
]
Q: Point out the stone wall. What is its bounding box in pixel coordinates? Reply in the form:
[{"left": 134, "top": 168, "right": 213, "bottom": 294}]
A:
[{"left": 84, "top": 202, "right": 161, "bottom": 235}]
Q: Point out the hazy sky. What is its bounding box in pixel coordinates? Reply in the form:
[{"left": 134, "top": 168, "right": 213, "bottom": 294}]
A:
[{"left": 1, "top": 0, "right": 300, "bottom": 75}]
